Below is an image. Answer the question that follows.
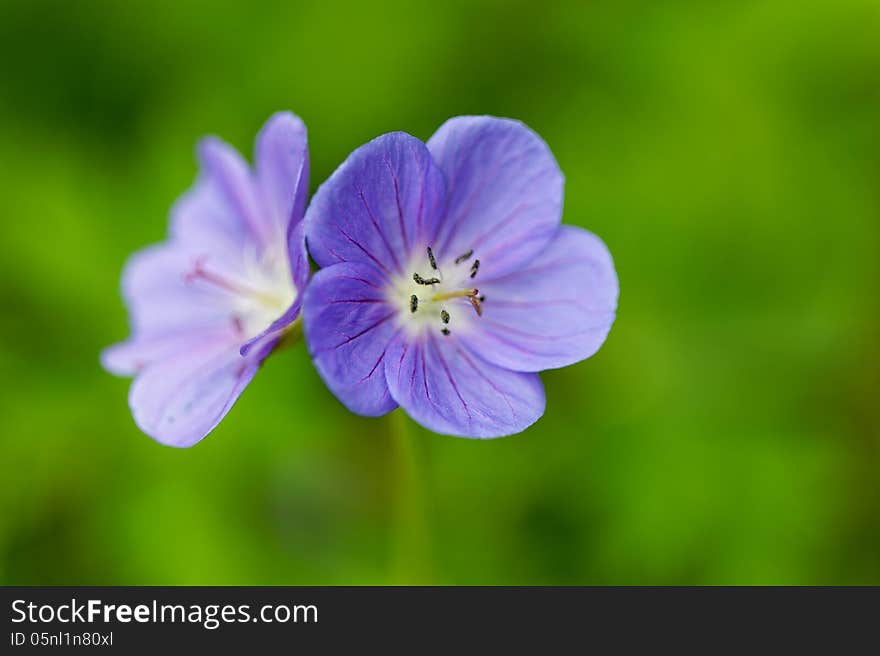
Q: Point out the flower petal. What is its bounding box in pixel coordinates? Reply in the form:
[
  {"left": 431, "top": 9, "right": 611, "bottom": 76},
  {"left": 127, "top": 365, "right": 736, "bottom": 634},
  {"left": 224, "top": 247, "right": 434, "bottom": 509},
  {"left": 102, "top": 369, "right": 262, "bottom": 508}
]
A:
[
  {"left": 383, "top": 333, "right": 545, "bottom": 438},
  {"left": 129, "top": 338, "right": 264, "bottom": 447},
  {"left": 287, "top": 213, "right": 311, "bottom": 296},
  {"left": 255, "top": 111, "right": 310, "bottom": 244},
  {"left": 120, "top": 243, "right": 234, "bottom": 337},
  {"left": 169, "top": 173, "right": 249, "bottom": 265},
  {"left": 303, "top": 262, "right": 399, "bottom": 416},
  {"left": 238, "top": 218, "right": 308, "bottom": 357},
  {"left": 172, "top": 136, "right": 268, "bottom": 251},
  {"left": 304, "top": 132, "right": 447, "bottom": 277},
  {"left": 461, "top": 226, "right": 618, "bottom": 372},
  {"left": 102, "top": 331, "right": 209, "bottom": 377},
  {"left": 426, "top": 116, "right": 563, "bottom": 277}
]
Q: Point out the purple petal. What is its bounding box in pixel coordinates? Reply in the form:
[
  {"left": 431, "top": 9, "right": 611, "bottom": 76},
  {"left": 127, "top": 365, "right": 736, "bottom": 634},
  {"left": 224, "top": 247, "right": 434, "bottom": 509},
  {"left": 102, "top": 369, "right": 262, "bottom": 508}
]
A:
[
  {"left": 426, "top": 116, "right": 563, "bottom": 277},
  {"left": 287, "top": 213, "right": 311, "bottom": 295},
  {"left": 239, "top": 294, "right": 302, "bottom": 357},
  {"left": 102, "top": 331, "right": 211, "bottom": 377},
  {"left": 461, "top": 226, "right": 618, "bottom": 372},
  {"left": 238, "top": 217, "right": 308, "bottom": 357},
  {"left": 120, "top": 243, "right": 234, "bottom": 337},
  {"left": 304, "top": 132, "right": 447, "bottom": 277},
  {"left": 169, "top": 171, "right": 250, "bottom": 266},
  {"left": 255, "top": 111, "right": 310, "bottom": 245},
  {"left": 383, "top": 333, "right": 545, "bottom": 438},
  {"left": 129, "top": 337, "right": 266, "bottom": 447},
  {"left": 302, "top": 261, "right": 399, "bottom": 416},
  {"left": 172, "top": 136, "right": 268, "bottom": 250}
]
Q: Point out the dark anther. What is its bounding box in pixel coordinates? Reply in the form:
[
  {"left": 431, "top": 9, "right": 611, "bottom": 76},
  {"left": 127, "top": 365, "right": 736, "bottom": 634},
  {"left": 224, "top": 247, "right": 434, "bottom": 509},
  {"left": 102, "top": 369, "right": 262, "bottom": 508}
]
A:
[
  {"left": 413, "top": 273, "right": 440, "bottom": 285},
  {"left": 426, "top": 247, "right": 437, "bottom": 270},
  {"left": 470, "top": 259, "right": 480, "bottom": 279},
  {"left": 478, "top": 295, "right": 486, "bottom": 302},
  {"left": 410, "top": 295, "right": 419, "bottom": 313},
  {"left": 440, "top": 309, "right": 450, "bottom": 324},
  {"left": 441, "top": 327, "right": 451, "bottom": 336},
  {"left": 454, "top": 249, "right": 474, "bottom": 264}
]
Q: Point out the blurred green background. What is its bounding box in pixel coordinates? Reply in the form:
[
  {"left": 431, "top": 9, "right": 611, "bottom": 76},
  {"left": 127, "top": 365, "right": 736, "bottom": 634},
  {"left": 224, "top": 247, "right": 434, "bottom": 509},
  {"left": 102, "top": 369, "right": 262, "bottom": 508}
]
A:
[{"left": 1, "top": 0, "right": 878, "bottom": 585}]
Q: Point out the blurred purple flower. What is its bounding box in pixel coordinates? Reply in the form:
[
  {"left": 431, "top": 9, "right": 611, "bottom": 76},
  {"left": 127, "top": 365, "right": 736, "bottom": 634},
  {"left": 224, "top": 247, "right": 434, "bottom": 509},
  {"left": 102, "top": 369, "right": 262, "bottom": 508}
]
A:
[
  {"left": 303, "top": 116, "right": 618, "bottom": 438},
  {"left": 102, "top": 112, "right": 310, "bottom": 447}
]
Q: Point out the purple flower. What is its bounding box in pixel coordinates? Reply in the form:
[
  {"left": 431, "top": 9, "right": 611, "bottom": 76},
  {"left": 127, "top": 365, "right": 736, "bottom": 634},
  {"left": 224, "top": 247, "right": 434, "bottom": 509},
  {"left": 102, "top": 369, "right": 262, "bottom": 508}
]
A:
[
  {"left": 102, "top": 113, "right": 310, "bottom": 447},
  {"left": 303, "top": 116, "right": 618, "bottom": 438}
]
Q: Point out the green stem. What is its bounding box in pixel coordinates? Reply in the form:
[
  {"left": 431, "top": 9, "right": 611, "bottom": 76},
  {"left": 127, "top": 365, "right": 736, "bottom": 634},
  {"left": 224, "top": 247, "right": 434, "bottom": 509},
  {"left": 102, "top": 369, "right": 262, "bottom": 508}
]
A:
[{"left": 388, "top": 409, "right": 431, "bottom": 584}]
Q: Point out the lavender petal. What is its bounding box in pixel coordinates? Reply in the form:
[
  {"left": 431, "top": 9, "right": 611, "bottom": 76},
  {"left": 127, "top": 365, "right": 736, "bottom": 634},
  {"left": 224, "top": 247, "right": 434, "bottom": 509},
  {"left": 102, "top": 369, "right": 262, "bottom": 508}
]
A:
[
  {"left": 128, "top": 338, "right": 268, "bottom": 447},
  {"left": 426, "top": 116, "right": 563, "bottom": 277},
  {"left": 303, "top": 261, "right": 400, "bottom": 416},
  {"left": 304, "top": 132, "right": 447, "bottom": 277},
  {"left": 461, "top": 226, "right": 618, "bottom": 372},
  {"left": 383, "top": 332, "right": 545, "bottom": 438}
]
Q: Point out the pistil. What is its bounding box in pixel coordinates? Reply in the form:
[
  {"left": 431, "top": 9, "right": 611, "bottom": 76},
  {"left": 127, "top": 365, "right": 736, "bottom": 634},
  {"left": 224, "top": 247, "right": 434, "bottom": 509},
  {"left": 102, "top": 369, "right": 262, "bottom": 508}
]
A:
[
  {"left": 430, "top": 289, "right": 482, "bottom": 317},
  {"left": 430, "top": 288, "right": 478, "bottom": 302}
]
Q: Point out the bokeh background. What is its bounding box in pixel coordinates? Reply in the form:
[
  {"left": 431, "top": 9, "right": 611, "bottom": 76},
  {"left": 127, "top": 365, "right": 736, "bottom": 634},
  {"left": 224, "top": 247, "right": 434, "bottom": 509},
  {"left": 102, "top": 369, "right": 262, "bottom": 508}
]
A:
[{"left": 1, "top": 0, "right": 879, "bottom": 585}]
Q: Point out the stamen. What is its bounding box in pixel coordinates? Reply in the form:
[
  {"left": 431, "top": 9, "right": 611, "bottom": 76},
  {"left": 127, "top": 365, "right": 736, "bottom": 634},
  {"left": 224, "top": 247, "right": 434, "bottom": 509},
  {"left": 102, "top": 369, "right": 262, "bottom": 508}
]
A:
[
  {"left": 413, "top": 273, "right": 441, "bottom": 285},
  {"left": 410, "top": 295, "right": 419, "bottom": 313},
  {"left": 454, "top": 249, "right": 474, "bottom": 264},
  {"left": 440, "top": 309, "right": 450, "bottom": 324},
  {"left": 426, "top": 247, "right": 437, "bottom": 270},
  {"left": 470, "top": 259, "right": 480, "bottom": 279},
  {"left": 186, "top": 259, "right": 273, "bottom": 303},
  {"left": 469, "top": 295, "right": 483, "bottom": 317},
  {"left": 441, "top": 327, "right": 451, "bottom": 336}
]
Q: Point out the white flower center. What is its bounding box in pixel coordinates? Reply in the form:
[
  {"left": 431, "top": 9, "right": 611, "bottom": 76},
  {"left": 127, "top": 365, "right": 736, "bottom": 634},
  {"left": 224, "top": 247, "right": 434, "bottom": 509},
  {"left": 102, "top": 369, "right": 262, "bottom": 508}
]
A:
[
  {"left": 186, "top": 239, "right": 297, "bottom": 341},
  {"left": 232, "top": 241, "right": 297, "bottom": 339},
  {"left": 388, "top": 246, "right": 484, "bottom": 339}
]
